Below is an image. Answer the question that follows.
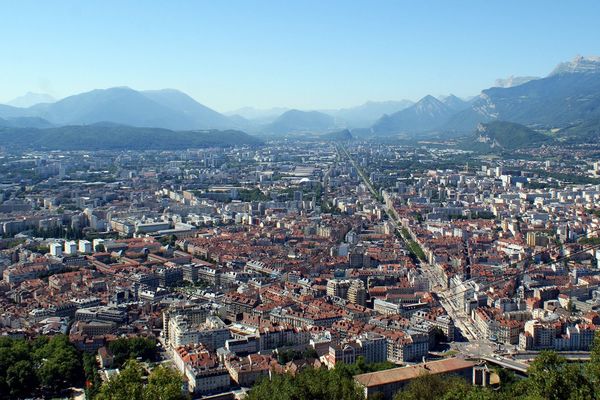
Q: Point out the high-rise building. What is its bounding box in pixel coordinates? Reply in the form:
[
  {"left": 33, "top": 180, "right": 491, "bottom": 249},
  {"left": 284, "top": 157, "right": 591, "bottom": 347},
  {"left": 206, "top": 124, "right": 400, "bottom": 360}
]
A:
[
  {"left": 327, "top": 279, "right": 350, "bottom": 299},
  {"left": 348, "top": 279, "right": 366, "bottom": 306},
  {"left": 50, "top": 242, "right": 63, "bottom": 257}
]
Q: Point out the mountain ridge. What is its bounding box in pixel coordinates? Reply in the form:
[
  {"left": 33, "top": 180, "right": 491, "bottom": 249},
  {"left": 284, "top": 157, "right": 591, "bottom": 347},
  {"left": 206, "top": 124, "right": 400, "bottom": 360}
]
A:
[
  {"left": 0, "top": 125, "right": 262, "bottom": 150},
  {"left": 373, "top": 56, "right": 600, "bottom": 137},
  {"left": 372, "top": 95, "right": 454, "bottom": 134},
  {"left": 262, "top": 109, "right": 337, "bottom": 134},
  {"left": 2, "top": 56, "right": 600, "bottom": 137},
  {"left": 2, "top": 87, "right": 234, "bottom": 131}
]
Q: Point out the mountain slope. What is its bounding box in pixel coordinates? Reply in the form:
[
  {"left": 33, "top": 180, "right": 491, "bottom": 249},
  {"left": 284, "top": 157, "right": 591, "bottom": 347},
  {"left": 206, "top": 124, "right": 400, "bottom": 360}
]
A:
[
  {"left": 263, "top": 109, "right": 336, "bottom": 134},
  {"left": 439, "top": 95, "right": 470, "bottom": 111},
  {"left": 328, "top": 100, "right": 414, "bottom": 128},
  {"left": 29, "top": 87, "right": 187, "bottom": 128},
  {"left": 554, "top": 119, "right": 600, "bottom": 143},
  {"left": 20, "top": 87, "right": 232, "bottom": 130},
  {"left": 469, "top": 121, "right": 551, "bottom": 150},
  {"left": 372, "top": 95, "right": 454, "bottom": 135},
  {"left": 0, "top": 116, "right": 53, "bottom": 128},
  {"left": 0, "top": 104, "right": 32, "bottom": 119},
  {"left": 141, "top": 89, "right": 232, "bottom": 128},
  {"left": 445, "top": 56, "right": 600, "bottom": 133},
  {"left": 225, "top": 107, "right": 290, "bottom": 123},
  {"left": 494, "top": 76, "right": 539, "bottom": 88}
]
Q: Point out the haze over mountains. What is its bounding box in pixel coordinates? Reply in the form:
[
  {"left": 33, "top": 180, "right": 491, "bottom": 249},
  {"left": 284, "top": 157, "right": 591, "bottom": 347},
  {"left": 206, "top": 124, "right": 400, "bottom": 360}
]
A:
[
  {"left": 0, "top": 88, "right": 416, "bottom": 133},
  {"left": 0, "top": 87, "right": 232, "bottom": 130},
  {"left": 262, "top": 110, "right": 337, "bottom": 135},
  {"left": 2, "top": 55, "right": 600, "bottom": 145},
  {"left": 372, "top": 95, "right": 469, "bottom": 135},
  {"left": 7, "top": 92, "right": 56, "bottom": 108}
]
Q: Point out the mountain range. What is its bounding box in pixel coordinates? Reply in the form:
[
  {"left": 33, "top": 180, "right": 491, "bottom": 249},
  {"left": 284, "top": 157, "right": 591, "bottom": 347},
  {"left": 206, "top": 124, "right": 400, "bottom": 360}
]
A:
[
  {"left": 323, "top": 100, "right": 415, "bottom": 128},
  {"left": 2, "top": 55, "right": 600, "bottom": 141},
  {"left": 372, "top": 55, "right": 600, "bottom": 137},
  {"left": 0, "top": 88, "right": 416, "bottom": 134},
  {"left": 20, "top": 87, "right": 232, "bottom": 130}
]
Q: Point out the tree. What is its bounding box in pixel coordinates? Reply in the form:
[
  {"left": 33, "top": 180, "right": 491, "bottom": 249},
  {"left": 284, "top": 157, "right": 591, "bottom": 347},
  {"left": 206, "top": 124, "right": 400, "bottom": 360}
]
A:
[
  {"left": 303, "top": 347, "right": 319, "bottom": 359},
  {"left": 30, "top": 335, "right": 81, "bottom": 393},
  {"left": 143, "top": 366, "right": 188, "bottom": 400},
  {"left": 393, "top": 373, "right": 497, "bottom": 400},
  {"left": 96, "top": 362, "right": 188, "bottom": 400},
  {"left": 0, "top": 335, "right": 84, "bottom": 398},
  {"left": 83, "top": 352, "right": 103, "bottom": 399},
  {"left": 6, "top": 360, "right": 37, "bottom": 398},
  {"left": 527, "top": 351, "right": 593, "bottom": 400},
  {"left": 588, "top": 330, "right": 600, "bottom": 384},
  {"left": 35, "top": 336, "right": 83, "bottom": 393},
  {"left": 247, "top": 362, "right": 364, "bottom": 400},
  {"left": 394, "top": 373, "right": 452, "bottom": 400},
  {"left": 108, "top": 337, "right": 157, "bottom": 368},
  {"left": 96, "top": 360, "right": 144, "bottom": 400}
]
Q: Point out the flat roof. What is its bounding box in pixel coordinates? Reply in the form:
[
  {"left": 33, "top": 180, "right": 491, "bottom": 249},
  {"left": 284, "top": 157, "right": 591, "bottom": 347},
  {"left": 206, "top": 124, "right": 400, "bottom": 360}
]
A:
[{"left": 354, "top": 358, "right": 476, "bottom": 388}]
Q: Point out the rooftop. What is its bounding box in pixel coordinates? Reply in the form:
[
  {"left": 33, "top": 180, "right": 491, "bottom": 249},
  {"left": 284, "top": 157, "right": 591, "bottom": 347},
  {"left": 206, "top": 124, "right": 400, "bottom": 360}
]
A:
[{"left": 354, "top": 358, "right": 476, "bottom": 388}]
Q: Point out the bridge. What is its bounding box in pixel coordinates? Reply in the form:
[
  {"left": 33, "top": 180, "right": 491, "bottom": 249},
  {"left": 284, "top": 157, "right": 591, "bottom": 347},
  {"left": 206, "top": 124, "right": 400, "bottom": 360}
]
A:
[{"left": 479, "top": 356, "right": 529, "bottom": 374}]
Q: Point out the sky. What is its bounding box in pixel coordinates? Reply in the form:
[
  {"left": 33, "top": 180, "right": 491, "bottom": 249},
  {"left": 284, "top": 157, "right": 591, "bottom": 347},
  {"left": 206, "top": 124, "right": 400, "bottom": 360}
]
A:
[{"left": 2, "top": 1, "right": 600, "bottom": 112}]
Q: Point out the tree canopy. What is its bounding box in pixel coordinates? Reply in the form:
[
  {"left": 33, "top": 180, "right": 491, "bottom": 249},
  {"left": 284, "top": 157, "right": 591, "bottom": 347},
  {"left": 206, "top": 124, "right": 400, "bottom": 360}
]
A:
[
  {"left": 0, "top": 335, "right": 83, "bottom": 399},
  {"left": 247, "top": 357, "right": 395, "bottom": 400},
  {"left": 108, "top": 336, "right": 158, "bottom": 368},
  {"left": 95, "top": 361, "right": 188, "bottom": 400},
  {"left": 248, "top": 335, "right": 600, "bottom": 400}
]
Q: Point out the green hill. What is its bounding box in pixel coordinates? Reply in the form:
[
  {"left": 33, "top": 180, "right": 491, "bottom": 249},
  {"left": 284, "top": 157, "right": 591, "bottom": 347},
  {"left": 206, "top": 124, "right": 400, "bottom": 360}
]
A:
[
  {"left": 0, "top": 125, "right": 262, "bottom": 150},
  {"left": 468, "top": 120, "right": 552, "bottom": 150}
]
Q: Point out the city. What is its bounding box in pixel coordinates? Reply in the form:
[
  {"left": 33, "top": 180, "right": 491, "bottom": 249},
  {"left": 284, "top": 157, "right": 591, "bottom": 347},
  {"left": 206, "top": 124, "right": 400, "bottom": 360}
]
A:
[
  {"left": 3, "top": 1, "right": 600, "bottom": 400},
  {"left": 2, "top": 136, "right": 600, "bottom": 399}
]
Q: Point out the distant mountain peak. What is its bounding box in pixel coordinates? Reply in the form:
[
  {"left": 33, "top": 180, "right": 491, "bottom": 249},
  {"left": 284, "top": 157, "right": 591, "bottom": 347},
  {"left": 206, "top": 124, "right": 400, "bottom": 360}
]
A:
[
  {"left": 413, "top": 95, "right": 449, "bottom": 113},
  {"left": 7, "top": 92, "right": 56, "bottom": 108},
  {"left": 263, "top": 109, "right": 336, "bottom": 134},
  {"left": 549, "top": 55, "right": 600, "bottom": 76},
  {"left": 372, "top": 95, "right": 454, "bottom": 135},
  {"left": 494, "top": 76, "right": 540, "bottom": 88},
  {"left": 438, "top": 94, "right": 470, "bottom": 111},
  {"left": 324, "top": 100, "right": 414, "bottom": 128},
  {"left": 419, "top": 94, "right": 439, "bottom": 103}
]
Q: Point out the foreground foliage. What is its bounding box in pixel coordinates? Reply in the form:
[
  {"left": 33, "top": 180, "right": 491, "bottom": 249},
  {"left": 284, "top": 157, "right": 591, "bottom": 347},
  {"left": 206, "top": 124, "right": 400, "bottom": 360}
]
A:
[
  {"left": 247, "top": 357, "right": 396, "bottom": 400},
  {"left": 108, "top": 336, "right": 158, "bottom": 368},
  {"left": 0, "top": 335, "right": 83, "bottom": 398},
  {"left": 95, "top": 360, "right": 189, "bottom": 400},
  {"left": 248, "top": 334, "right": 600, "bottom": 400}
]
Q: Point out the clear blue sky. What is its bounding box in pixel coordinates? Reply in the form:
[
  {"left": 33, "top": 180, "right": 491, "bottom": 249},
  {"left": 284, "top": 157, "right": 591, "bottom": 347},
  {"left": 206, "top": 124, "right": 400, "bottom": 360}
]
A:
[{"left": 2, "top": 0, "right": 600, "bottom": 111}]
